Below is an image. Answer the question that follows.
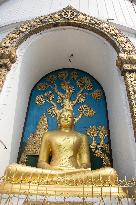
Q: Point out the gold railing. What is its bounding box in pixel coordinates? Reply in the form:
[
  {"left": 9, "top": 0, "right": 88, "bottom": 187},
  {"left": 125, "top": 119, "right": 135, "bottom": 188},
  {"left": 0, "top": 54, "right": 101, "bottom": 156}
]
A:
[{"left": 0, "top": 176, "right": 135, "bottom": 205}]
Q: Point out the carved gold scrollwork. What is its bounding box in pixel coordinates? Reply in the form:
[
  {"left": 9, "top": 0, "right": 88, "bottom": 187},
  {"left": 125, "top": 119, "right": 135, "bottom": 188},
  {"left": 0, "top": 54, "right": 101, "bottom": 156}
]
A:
[
  {"left": 0, "top": 45, "right": 16, "bottom": 90},
  {"left": 0, "top": 69, "right": 8, "bottom": 90},
  {"left": 116, "top": 53, "right": 136, "bottom": 73},
  {"left": 116, "top": 53, "right": 136, "bottom": 139},
  {"left": 19, "top": 113, "right": 48, "bottom": 164},
  {"left": 123, "top": 71, "right": 136, "bottom": 138},
  {"left": 87, "top": 126, "right": 111, "bottom": 167},
  {"left": 116, "top": 54, "right": 136, "bottom": 139},
  {"left": 35, "top": 71, "right": 96, "bottom": 123},
  {"left": 61, "top": 9, "right": 77, "bottom": 20},
  {"left": 0, "top": 46, "right": 16, "bottom": 69},
  {"left": 92, "top": 90, "right": 103, "bottom": 100}
]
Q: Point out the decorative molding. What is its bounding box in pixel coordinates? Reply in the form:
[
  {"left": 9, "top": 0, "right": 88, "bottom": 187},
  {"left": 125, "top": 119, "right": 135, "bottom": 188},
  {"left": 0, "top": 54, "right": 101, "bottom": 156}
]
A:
[
  {"left": 116, "top": 53, "right": 136, "bottom": 73},
  {"left": 0, "top": 68, "right": 8, "bottom": 90},
  {"left": 117, "top": 53, "right": 136, "bottom": 139},
  {"left": 0, "top": 5, "right": 136, "bottom": 139},
  {"left": 124, "top": 71, "right": 136, "bottom": 137}
]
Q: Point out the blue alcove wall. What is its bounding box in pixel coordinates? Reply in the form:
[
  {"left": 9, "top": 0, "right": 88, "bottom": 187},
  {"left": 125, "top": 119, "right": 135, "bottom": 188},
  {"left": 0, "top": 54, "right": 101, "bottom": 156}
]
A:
[{"left": 18, "top": 68, "right": 112, "bottom": 169}]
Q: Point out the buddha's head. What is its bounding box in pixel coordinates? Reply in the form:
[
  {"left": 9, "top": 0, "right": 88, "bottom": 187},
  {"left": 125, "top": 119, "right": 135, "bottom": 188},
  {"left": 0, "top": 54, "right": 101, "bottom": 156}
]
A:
[{"left": 58, "top": 109, "right": 74, "bottom": 129}]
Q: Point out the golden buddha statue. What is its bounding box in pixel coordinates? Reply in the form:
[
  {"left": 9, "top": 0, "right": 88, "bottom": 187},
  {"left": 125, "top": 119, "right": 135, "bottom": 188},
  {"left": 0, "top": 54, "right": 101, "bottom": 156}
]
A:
[
  {"left": 0, "top": 108, "right": 125, "bottom": 197},
  {"left": 36, "top": 109, "right": 117, "bottom": 185}
]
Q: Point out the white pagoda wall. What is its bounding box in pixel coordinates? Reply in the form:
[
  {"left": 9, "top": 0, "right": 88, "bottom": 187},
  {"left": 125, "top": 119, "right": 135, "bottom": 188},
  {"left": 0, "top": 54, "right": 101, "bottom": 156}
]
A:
[
  {"left": 0, "top": 0, "right": 136, "bottom": 30},
  {"left": 0, "top": 27, "right": 136, "bottom": 179}
]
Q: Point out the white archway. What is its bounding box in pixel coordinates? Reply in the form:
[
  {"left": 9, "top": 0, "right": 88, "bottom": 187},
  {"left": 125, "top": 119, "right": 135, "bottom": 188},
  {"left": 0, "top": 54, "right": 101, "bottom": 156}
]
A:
[{"left": 0, "top": 27, "right": 135, "bottom": 178}]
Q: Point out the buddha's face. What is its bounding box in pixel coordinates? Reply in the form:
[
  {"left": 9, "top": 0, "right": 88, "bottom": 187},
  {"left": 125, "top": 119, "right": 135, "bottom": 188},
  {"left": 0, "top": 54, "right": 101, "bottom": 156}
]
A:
[{"left": 59, "top": 110, "right": 74, "bottom": 129}]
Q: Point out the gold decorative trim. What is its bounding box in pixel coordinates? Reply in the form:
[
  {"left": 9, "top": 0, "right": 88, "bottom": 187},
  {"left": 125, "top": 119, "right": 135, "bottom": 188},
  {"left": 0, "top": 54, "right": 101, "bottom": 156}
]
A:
[
  {"left": 116, "top": 55, "right": 136, "bottom": 138},
  {"left": 0, "top": 5, "right": 135, "bottom": 139},
  {"left": 87, "top": 126, "right": 111, "bottom": 167},
  {"left": 124, "top": 71, "right": 136, "bottom": 136},
  {"left": 0, "top": 69, "right": 8, "bottom": 90},
  {"left": 116, "top": 53, "right": 136, "bottom": 73}
]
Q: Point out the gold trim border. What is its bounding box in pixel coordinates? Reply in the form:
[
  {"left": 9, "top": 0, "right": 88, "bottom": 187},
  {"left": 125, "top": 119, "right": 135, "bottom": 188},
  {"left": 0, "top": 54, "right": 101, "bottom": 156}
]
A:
[{"left": 0, "top": 6, "right": 136, "bottom": 139}]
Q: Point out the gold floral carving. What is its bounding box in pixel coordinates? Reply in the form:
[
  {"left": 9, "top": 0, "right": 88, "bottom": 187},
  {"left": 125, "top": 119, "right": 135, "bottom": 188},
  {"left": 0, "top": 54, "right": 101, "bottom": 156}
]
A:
[
  {"left": 37, "top": 83, "right": 49, "bottom": 90},
  {"left": 77, "top": 77, "right": 93, "bottom": 90},
  {"left": 0, "top": 5, "right": 135, "bottom": 139},
  {"left": 87, "top": 126, "right": 111, "bottom": 167},
  {"left": 35, "top": 71, "right": 96, "bottom": 123},
  {"left": 92, "top": 90, "right": 103, "bottom": 100},
  {"left": 19, "top": 113, "right": 48, "bottom": 164},
  {"left": 58, "top": 71, "right": 68, "bottom": 80},
  {"left": 46, "top": 75, "right": 56, "bottom": 83},
  {"left": 35, "top": 95, "right": 45, "bottom": 105},
  {"left": 78, "top": 105, "right": 95, "bottom": 117},
  {"left": 71, "top": 71, "right": 78, "bottom": 80}
]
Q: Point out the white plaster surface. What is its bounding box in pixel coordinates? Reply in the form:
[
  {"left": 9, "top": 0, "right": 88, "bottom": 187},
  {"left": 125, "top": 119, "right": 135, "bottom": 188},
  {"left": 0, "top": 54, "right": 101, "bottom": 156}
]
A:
[
  {"left": 0, "top": 27, "right": 136, "bottom": 179},
  {"left": 0, "top": 0, "right": 136, "bottom": 30}
]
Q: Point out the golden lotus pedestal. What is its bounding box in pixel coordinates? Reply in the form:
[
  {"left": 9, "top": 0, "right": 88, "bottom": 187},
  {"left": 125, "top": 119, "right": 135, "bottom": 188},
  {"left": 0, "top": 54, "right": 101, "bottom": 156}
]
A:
[{"left": 0, "top": 182, "right": 127, "bottom": 197}]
